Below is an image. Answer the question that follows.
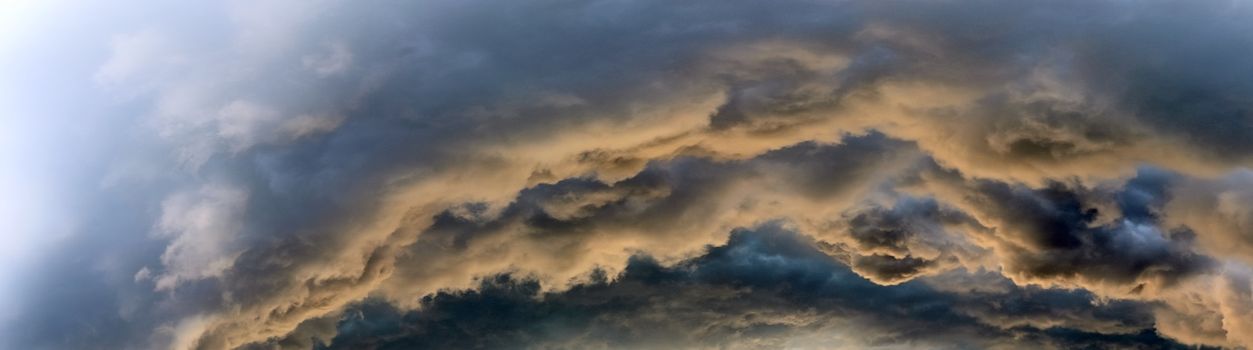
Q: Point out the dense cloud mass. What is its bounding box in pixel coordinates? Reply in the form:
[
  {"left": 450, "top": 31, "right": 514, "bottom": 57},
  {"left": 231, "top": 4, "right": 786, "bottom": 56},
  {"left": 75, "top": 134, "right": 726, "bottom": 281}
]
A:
[{"left": 5, "top": 0, "right": 1253, "bottom": 349}]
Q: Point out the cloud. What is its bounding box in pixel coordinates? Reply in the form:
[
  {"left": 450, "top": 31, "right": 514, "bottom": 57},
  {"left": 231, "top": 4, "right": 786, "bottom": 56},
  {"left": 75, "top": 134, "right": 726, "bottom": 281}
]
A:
[
  {"left": 301, "top": 42, "right": 352, "bottom": 78},
  {"left": 918, "top": 168, "right": 1214, "bottom": 294},
  {"left": 152, "top": 184, "right": 249, "bottom": 291},
  {"left": 1165, "top": 170, "right": 1253, "bottom": 262},
  {"left": 313, "top": 228, "right": 1193, "bottom": 350},
  {"left": 8, "top": 0, "right": 1253, "bottom": 349}
]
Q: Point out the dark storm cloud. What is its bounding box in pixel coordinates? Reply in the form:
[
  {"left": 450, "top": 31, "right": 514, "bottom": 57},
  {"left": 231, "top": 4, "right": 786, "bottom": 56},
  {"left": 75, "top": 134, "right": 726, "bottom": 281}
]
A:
[
  {"left": 316, "top": 228, "right": 1196, "bottom": 350},
  {"left": 829, "top": 197, "right": 986, "bottom": 284},
  {"left": 964, "top": 179, "right": 1212, "bottom": 288},
  {"left": 9, "top": 0, "right": 1253, "bottom": 349},
  {"left": 894, "top": 162, "right": 1217, "bottom": 293}
]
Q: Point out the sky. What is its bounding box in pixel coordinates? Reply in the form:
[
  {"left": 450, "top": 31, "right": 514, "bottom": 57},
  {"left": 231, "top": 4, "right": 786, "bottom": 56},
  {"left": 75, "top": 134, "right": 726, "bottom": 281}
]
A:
[{"left": 3, "top": 0, "right": 1253, "bottom": 349}]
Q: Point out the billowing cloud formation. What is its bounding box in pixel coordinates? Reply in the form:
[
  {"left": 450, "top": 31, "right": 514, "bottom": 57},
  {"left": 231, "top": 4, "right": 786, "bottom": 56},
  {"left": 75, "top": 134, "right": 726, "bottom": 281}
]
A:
[
  {"left": 315, "top": 228, "right": 1188, "bottom": 350},
  {"left": 6, "top": 0, "right": 1253, "bottom": 349}
]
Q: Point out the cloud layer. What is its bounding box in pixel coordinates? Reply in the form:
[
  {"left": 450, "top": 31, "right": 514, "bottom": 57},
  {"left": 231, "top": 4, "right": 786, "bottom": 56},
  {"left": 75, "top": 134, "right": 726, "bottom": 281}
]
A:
[{"left": 6, "top": 0, "right": 1253, "bottom": 349}]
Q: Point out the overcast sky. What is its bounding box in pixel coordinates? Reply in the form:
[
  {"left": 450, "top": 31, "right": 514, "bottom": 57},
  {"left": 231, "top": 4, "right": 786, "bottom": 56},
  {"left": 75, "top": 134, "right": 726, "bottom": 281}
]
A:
[{"left": 4, "top": 1, "right": 1253, "bottom": 349}]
